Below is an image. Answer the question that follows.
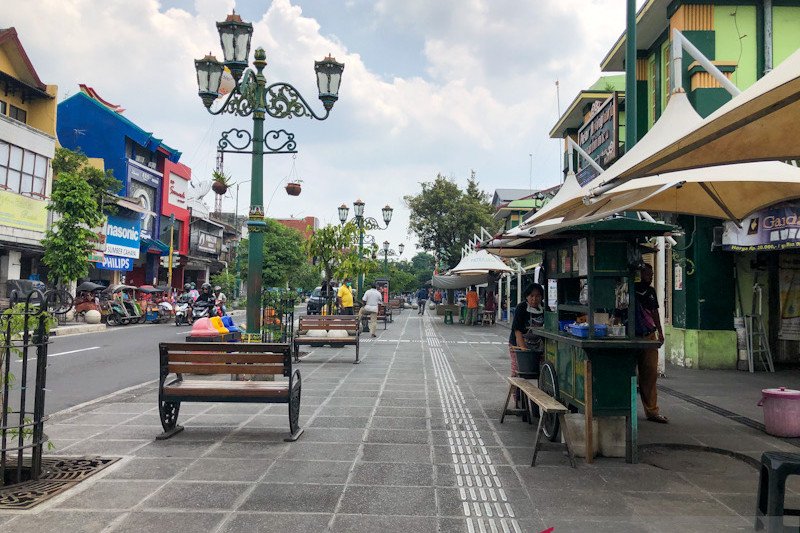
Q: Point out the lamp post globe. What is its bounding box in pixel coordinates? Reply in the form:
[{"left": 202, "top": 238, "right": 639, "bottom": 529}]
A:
[
  {"left": 216, "top": 12, "right": 253, "bottom": 81},
  {"left": 315, "top": 54, "right": 345, "bottom": 111},
  {"left": 194, "top": 54, "right": 224, "bottom": 108},
  {"left": 338, "top": 204, "right": 349, "bottom": 225},
  {"left": 398, "top": 243, "right": 405, "bottom": 255},
  {"left": 382, "top": 205, "right": 393, "bottom": 225},
  {"left": 383, "top": 240, "right": 390, "bottom": 252},
  {"left": 353, "top": 199, "right": 365, "bottom": 218}
]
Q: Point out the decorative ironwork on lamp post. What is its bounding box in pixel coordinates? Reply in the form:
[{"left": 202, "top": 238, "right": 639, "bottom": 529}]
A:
[
  {"left": 382, "top": 240, "right": 404, "bottom": 274},
  {"left": 194, "top": 12, "right": 344, "bottom": 334},
  {"left": 338, "top": 200, "right": 393, "bottom": 297}
]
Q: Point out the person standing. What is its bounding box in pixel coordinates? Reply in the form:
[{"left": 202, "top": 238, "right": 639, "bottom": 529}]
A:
[
  {"left": 337, "top": 278, "right": 354, "bottom": 315},
  {"left": 433, "top": 289, "right": 442, "bottom": 307},
  {"left": 416, "top": 286, "right": 428, "bottom": 315},
  {"left": 635, "top": 264, "right": 668, "bottom": 424},
  {"left": 465, "top": 286, "right": 479, "bottom": 325},
  {"left": 361, "top": 283, "right": 383, "bottom": 337}
]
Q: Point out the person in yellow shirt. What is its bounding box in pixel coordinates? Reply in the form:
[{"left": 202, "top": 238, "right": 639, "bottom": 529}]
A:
[{"left": 337, "top": 278, "right": 354, "bottom": 315}]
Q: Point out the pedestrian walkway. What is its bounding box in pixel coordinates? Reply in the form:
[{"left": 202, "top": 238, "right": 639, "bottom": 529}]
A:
[{"left": 1, "top": 312, "right": 797, "bottom": 532}]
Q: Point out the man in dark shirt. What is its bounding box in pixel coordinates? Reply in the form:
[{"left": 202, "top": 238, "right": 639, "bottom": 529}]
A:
[
  {"left": 508, "top": 283, "right": 544, "bottom": 376},
  {"left": 635, "top": 264, "right": 667, "bottom": 423}
]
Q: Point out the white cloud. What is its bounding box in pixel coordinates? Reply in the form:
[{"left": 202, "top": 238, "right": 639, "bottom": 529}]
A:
[{"left": 7, "top": 0, "right": 635, "bottom": 252}]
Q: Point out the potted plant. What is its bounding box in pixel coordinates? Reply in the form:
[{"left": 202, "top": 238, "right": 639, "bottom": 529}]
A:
[
  {"left": 285, "top": 180, "right": 302, "bottom": 196},
  {"left": 212, "top": 170, "right": 231, "bottom": 195}
]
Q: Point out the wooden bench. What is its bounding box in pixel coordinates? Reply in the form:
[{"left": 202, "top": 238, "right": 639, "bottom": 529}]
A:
[
  {"left": 294, "top": 315, "right": 361, "bottom": 363},
  {"left": 376, "top": 304, "right": 390, "bottom": 327},
  {"left": 157, "top": 342, "right": 302, "bottom": 442},
  {"left": 500, "top": 377, "right": 574, "bottom": 467},
  {"left": 388, "top": 298, "right": 404, "bottom": 319}
]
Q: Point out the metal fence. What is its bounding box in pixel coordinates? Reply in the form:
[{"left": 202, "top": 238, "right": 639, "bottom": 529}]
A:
[{"left": 0, "top": 293, "right": 50, "bottom": 486}]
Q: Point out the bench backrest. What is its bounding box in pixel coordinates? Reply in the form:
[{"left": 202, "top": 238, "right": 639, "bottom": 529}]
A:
[
  {"left": 298, "top": 315, "right": 359, "bottom": 333},
  {"left": 159, "top": 342, "right": 292, "bottom": 379}
]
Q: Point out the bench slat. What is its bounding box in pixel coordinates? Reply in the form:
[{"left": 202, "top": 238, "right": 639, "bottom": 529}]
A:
[
  {"left": 507, "top": 377, "right": 568, "bottom": 413},
  {"left": 295, "top": 337, "right": 356, "bottom": 343},
  {"left": 168, "top": 353, "right": 286, "bottom": 364},
  {"left": 165, "top": 380, "right": 289, "bottom": 398},
  {"left": 160, "top": 342, "right": 290, "bottom": 353},
  {"left": 168, "top": 363, "right": 286, "bottom": 375}
]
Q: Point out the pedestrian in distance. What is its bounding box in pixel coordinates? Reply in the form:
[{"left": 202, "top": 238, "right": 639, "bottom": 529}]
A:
[
  {"left": 361, "top": 283, "right": 383, "bottom": 337},
  {"left": 465, "top": 286, "right": 479, "bottom": 325},
  {"left": 416, "top": 286, "right": 428, "bottom": 315},
  {"left": 337, "top": 277, "right": 354, "bottom": 315},
  {"left": 214, "top": 286, "right": 227, "bottom": 315},
  {"left": 635, "top": 263, "right": 668, "bottom": 424}
]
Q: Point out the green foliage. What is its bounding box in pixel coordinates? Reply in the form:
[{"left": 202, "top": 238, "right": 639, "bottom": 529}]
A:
[
  {"left": 305, "top": 221, "right": 364, "bottom": 283},
  {"left": 237, "top": 220, "right": 306, "bottom": 288},
  {"left": 365, "top": 252, "right": 436, "bottom": 293},
  {"left": 42, "top": 171, "right": 105, "bottom": 284},
  {"left": 288, "top": 262, "right": 322, "bottom": 292},
  {"left": 52, "top": 147, "right": 121, "bottom": 213},
  {"left": 210, "top": 270, "right": 236, "bottom": 297},
  {"left": 404, "top": 170, "right": 499, "bottom": 269}
]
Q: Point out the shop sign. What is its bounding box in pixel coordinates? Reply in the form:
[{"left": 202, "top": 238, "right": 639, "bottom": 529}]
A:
[
  {"left": 167, "top": 172, "right": 188, "bottom": 209},
  {"left": 96, "top": 255, "right": 134, "bottom": 271},
  {"left": 0, "top": 189, "right": 47, "bottom": 233},
  {"left": 576, "top": 93, "right": 619, "bottom": 186},
  {"left": 88, "top": 250, "right": 104, "bottom": 263},
  {"left": 197, "top": 231, "right": 220, "bottom": 254},
  {"left": 127, "top": 161, "right": 160, "bottom": 188},
  {"left": 128, "top": 162, "right": 160, "bottom": 239},
  {"left": 105, "top": 215, "right": 141, "bottom": 259},
  {"left": 722, "top": 204, "right": 800, "bottom": 251}
]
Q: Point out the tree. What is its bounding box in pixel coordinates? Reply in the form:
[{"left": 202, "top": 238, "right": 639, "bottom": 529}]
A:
[
  {"left": 236, "top": 219, "right": 306, "bottom": 288},
  {"left": 42, "top": 171, "right": 104, "bottom": 285},
  {"left": 304, "top": 222, "right": 377, "bottom": 286},
  {"left": 51, "top": 147, "right": 121, "bottom": 214},
  {"left": 288, "top": 262, "right": 322, "bottom": 292},
  {"left": 210, "top": 270, "right": 236, "bottom": 298},
  {"left": 404, "top": 171, "right": 498, "bottom": 269}
]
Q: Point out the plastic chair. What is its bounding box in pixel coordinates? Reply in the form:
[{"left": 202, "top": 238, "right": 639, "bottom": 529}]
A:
[
  {"left": 444, "top": 310, "right": 454, "bottom": 324},
  {"left": 209, "top": 316, "right": 229, "bottom": 334},
  {"left": 221, "top": 316, "right": 240, "bottom": 333},
  {"left": 755, "top": 451, "right": 800, "bottom": 532},
  {"left": 189, "top": 317, "right": 218, "bottom": 337}
]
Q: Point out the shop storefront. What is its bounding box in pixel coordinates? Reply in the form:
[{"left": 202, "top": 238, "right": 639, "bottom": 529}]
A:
[
  {"left": 88, "top": 212, "right": 141, "bottom": 286},
  {"left": 158, "top": 160, "right": 191, "bottom": 289}
]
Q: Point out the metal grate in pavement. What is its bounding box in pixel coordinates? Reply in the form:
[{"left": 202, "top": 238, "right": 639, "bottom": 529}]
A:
[{"left": 424, "top": 321, "right": 523, "bottom": 533}]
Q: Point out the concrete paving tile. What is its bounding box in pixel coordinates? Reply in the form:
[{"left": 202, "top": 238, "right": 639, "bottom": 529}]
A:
[
  {"left": 339, "top": 485, "right": 436, "bottom": 515},
  {"left": 361, "top": 443, "right": 432, "bottom": 463},
  {"left": 434, "top": 464, "right": 523, "bottom": 489},
  {"left": 207, "top": 441, "right": 290, "bottom": 459},
  {"left": 282, "top": 441, "right": 361, "bottom": 461},
  {"left": 331, "top": 389, "right": 383, "bottom": 398},
  {"left": 91, "top": 402, "right": 157, "bottom": 414},
  {"left": 47, "top": 439, "right": 81, "bottom": 452},
  {"left": 221, "top": 512, "right": 332, "bottom": 533},
  {"left": 350, "top": 462, "right": 434, "bottom": 486},
  {"left": 222, "top": 428, "right": 296, "bottom": 442},
  {"left": 204, "top": 404, "right": 267, "bottom": 414},
  {"left": 1, "top": 511, "right": 123, "bottom": 533},
  {"left": 375, "top": 406, "right": 427, "bottom": 417},
  {"left": 315, "top": 406, "right": 375, "bottom": 417},
  {"left": 183, "top": 414, "right": 254, "bottom": 427},
  {"left": 110, "top": 511, "right": 226, "bottom": 533},
  {"left": 143, "top": 481, "right": 252, "bottom": 510},
  {"left": 366, "top": 429, "right": 430, "bottom": 444},
  {"left": 226, "top": 414, "right": 290, "bottom": 428},
  {"left": 105, "top": 457, "right": 193, "bottom": 480},
  {"left": 593, "top": 465, "right": 704, "bottom": 494},
  {"left": 167, "top": 426, "right": 237, "bottom": 441},
  {"left": 525, "top": 488, "right": 634, "bottom": 519},
  {"left": 624, "top": 490, "right": 735, "bottom": 518},
  {"left": 57, "top": 480, "right": 163, "bottom": 510},
  {"left": 370, "top": 416, "right": 429, "bottom": 430},
  {"left": 432, "top": 445, "right": 509, "bottom": 465},
  {"left": 712, "top": 492, "right": 757, "bottom": 520},
  {"left": 324, "top": 397, "right": 378, "bottom": 407},
  {"left": 642, "top": 515, "right": 752, "bottom": 532},
  {"left": 265, "top": 459, "right": 352, "bottom": 484},
  {"left": 302, "top": 428, "right": 365, "bottom": 443},
  {"left": 44, "top": 424, "right": 108, "bottom": 440},
  {"left": 135, "top": 440, "right": 218, "bottom": 458},
  {"left": 538, "top": 518, "right": 650, "bottom": 533},
  {"left": 310, "top": 416, "right": 370, "bottom": 429},
  {"left": 436, "top": 486, "right": 537, "bottom": 519},
  {"left": 60, "top": 439, "right": 149, "bottom": 456},
  {"left": 378, "top": 397, "right": 429, "bottom": 407},
  {"left": 332, "top": 514, "right": 437, "bottom": 533},
  {"left": 178, "top": 458, "right": 273, "bottom": 482},
  {"left": 62, "top": 412, "right": 137, "bottom": 425},
  {"left": 93, "top": 424, "right": 163, "bottom": 440},
  {"left": 678, "top": 471, "right": 759, "bottom": 494},
  {"left": 239, "top": 483, "right": 343, "bottom": 512}
]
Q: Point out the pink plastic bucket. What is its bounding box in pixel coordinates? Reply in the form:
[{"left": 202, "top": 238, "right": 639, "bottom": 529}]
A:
[{"left": 759, "top": 387, "right": 800, "bottom": 438}]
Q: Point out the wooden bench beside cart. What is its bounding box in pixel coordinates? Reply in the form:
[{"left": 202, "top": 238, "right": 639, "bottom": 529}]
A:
[
  {"left": 157, "top": 342, "right": 302, "bottom": 441},
  {"left": 501, "top": 376, "right": 575, "bottom": 467},
  {"left": 294, "top": 315, "right": 361, "bottom": 363}
]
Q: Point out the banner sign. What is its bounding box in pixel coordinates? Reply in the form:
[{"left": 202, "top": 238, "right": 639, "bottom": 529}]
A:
[
  {"left": 0, "top": 190, "right": 47, "bottom": 233},
  {"left": 127, "top": 161, "right": 160, "bottom": 188},
  {"left": 197, "top": 231, "right": 220, "bottom": 254},
  {"left": 576, "top": 93, "right": 619, "bottom": 186},
  {"left": 167, "top": 172, "right": 188, "bottom": 209},
  {"left": 104, "top": 215, "right": 141, "bottom": 259},
  {"left": 722, "top": 204, "right": 800, "bottom": 251},
  {"left": 96, "top": 255, "right": 133, "bottom": 271}
]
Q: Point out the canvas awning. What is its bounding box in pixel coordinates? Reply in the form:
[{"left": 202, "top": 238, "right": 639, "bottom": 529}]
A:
[
  {"left": 431, "top": 273, "right": 491, "bottom": 289},
  {"left": 617, "top": 47, "right": 800, "bottom": 180},
  {"left": 450, "top": 249, "right": 514, "bottom": 274}
]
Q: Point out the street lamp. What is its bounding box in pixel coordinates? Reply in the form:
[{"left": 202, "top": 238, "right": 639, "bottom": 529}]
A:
[
  {"left": 381, "top": 240, "right": 404, "bottom": 274},
  {"left": 195, "top": 11, "right": 344, "bottom": 334},
  {"left": 338, "top": 200, "right": 393, "bottom": 296}
]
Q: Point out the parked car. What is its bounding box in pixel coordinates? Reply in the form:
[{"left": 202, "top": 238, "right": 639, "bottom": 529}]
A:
[{"left": 306, "top": 286, "right": 324, "bottom": 315}]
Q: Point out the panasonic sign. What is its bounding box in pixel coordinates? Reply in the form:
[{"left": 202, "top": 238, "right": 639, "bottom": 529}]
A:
[{"left": 104, "top": 215, "right": 141, "bottom": 259}]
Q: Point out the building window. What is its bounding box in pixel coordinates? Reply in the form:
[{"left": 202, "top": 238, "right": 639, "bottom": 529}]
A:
[
  {"left": 0, "top": 101, "right": 6, "bottom": 115},
  {"left": 9, "top": 105, "right": 27, "bottom": 124},
  {"left": 0, "top": 141, "right": 48, "bottom": 198}
]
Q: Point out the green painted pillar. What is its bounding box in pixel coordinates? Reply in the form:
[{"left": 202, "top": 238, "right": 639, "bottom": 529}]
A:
[
  {"left": 246, "top": 49, "right": 268, "bottom": 334},
  {"left": 625, "top": 0, "right": 637, "bottom": 150},
  {"left": 357, "top": 218, "right": 364, "bottom": 297}
]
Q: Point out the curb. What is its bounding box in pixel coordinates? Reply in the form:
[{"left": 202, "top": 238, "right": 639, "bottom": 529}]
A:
[{"left": 51, "top": 324, "right": 107, "bottom": 336}]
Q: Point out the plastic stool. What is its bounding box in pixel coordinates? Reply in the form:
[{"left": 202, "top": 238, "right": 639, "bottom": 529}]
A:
[
  {"left": 755, "top": 451, "right": 800, "bottom": 532},
  {"left": 444, "top": 310, "right": 453, "bottom": 324}
]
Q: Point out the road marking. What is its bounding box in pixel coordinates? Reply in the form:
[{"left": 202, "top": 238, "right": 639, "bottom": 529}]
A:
[{"left": 49, "top": 346, "right": 101, "bottom": 357}]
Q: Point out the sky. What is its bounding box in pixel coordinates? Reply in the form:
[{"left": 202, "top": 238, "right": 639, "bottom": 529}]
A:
[{"left": 7, "top": 0, "right": 643, "bottom": 255}]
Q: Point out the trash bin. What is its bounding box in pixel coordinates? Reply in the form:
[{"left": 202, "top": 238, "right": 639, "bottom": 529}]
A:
[
  {"left": 759, "top": 387, "right": 800, "bottom": 437},
  {"left": 515, "top": 350, "right": 541, "bottom": 379}
]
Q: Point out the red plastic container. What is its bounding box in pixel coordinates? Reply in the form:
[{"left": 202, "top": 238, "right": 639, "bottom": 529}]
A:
[{"left": 759, "top": 387, "right": 800, "bottom": 437}]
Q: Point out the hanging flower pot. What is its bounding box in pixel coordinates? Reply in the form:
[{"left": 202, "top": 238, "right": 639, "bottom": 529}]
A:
[
  {"left": 285, "top": 182, "right": 302, "bottom": 196},
  {"left": 212, "top": 170, "right": 231, "bottom": 195}
]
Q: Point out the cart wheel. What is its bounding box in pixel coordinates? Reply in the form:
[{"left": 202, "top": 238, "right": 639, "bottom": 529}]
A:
[
  {"left": 538, "top": 361, "right": 560, "bottom": 442},
  {"left": 106, "top": 314, "right": 117, "bottom": 326}
]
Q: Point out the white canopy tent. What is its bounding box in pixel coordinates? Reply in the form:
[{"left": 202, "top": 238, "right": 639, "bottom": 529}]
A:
[
  {"left": 450, "top": 249, "right": 514, "bottom": 275},
  {"left": 430, "top": 273, "right": 491, "bottom": 290}
]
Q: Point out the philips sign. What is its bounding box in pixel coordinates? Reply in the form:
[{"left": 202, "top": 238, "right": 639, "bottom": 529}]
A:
[
  {"left": 96, "top": 255, "right": 133, "bottom": 271},
  {"left": 105, "top": 215, "right": 141, "bottom": 259}
]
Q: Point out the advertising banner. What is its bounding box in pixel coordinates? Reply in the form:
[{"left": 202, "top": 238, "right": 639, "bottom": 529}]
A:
[
  {"left": 721, "top": 204, "right": 800, "bottom": 251},
  {"left": 96, "top": 255, "right": 134, "bottom": 271},
  {"left": 105, "top": 215, "right": 141, "bottom": 259},
  {"left": 0, "top": 190, "right": 48, "bottom": 233},
  {"left": 576, "top": 93, "right": 619, "bottom": 186},
  {"left": 197, "top": 231, "right": 220, "bottom": 254},
  {"left": 167, "top": 172, "right": 188, "bottom": 209},
  {"left": 127, "top": 162, "right": 160, "bottom": 239}
]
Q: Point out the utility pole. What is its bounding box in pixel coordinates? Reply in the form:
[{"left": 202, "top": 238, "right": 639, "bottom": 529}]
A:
[
  {"left": 625, "top": 0, "right": 638, "bottom": 151},
  {"left": 167, "top": 213, "right": 175, "bottom": 288}
]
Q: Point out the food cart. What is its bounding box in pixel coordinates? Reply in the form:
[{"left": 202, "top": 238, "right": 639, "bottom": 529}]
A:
[{"left": 526, "top": 218, "right": 672, "bottom": 463}]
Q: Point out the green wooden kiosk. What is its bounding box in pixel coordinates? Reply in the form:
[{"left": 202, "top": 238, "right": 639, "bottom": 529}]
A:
[{"left": 524, "top": 218, "right": 672, "bottom": 463}]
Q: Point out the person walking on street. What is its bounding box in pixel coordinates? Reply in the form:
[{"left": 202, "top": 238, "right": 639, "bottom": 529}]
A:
[
  {"left": 361, "top": 283, "right": 383, "bottom": 337},
  {"left": 337, "top": 278, "right": 354, "bottom": 315},
  {"left": 465, "top": 286, "right": 479, "bottom": 325},
  {"left": 635, "top": 264, "right": 668, "bottom": 424},
  {"left": 416, "top": 286, "right": 428, "bottom": 315}
]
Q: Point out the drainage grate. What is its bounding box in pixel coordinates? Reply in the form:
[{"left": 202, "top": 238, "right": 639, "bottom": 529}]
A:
[{"left": 0, "top": 456, "right": 120, "bottom": 510}]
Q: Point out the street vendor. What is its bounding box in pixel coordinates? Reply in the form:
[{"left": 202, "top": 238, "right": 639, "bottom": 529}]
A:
[
  {"left": 635, "top": 264, "right": 668, "bottom": 424},
  {"left": 508, "top": 283, "right": 544, "bottom": 376}
]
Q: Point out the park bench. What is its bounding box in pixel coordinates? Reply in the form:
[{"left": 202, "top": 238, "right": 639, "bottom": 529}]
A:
[
  {"left": 388, "top": 298, "right": 404, "bottom": 319},
  {"left": 157, "top": 342, "right": 302, "bottom": 441},
  {"left": 500, "top": 376, "right": 575, "bottom": 468},
  {"left": 294, "top": 315, "right": 361, "bottom": 363},
  {"left": 376, "top": 303, "right": 391, "bottom": 327}
]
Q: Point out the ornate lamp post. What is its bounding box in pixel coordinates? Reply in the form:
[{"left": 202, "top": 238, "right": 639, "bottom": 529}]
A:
[
  {"left": 381, "top": 241, "right": 404, "bottom": 274},
  {"left": 194, "top": 12, "right": 344, "bottom": 334},
  {"left": 338, "top": 200, "right": 393, "bottom": 296}
]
